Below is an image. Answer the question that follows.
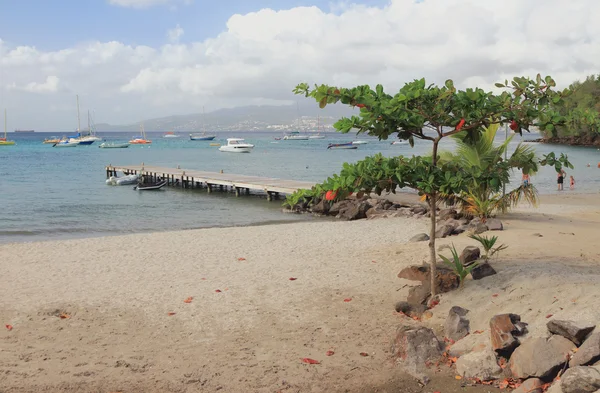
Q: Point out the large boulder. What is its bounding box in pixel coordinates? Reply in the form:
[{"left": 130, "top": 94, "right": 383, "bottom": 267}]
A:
[
  {"left": 448, "top": 332, "right": 489, "bottom": 357},
  {"left": 570, "top": 332, "right": 600, "bottom": 367},
  {"left": 339, "top": 201, "right": 370, "bottom": 220},
  {"left": 444, "top": 306, "right": 470, "bottom": 341},
  {"left": 547, "top": 320, "right": 595, "bottom": 346},
  {"left": 561, "top": 366, "right": 600, "bottom": 393},
  {"left": 409, "top": 233, "right": 430, "bottom": 242},
  {"left": 435, "top": 224, "right": 455, "bottom": 238},
  {"left": 490, "top": 314, "right": 524, "bottom": 355},
  {"left": 455, "top": 345, "right": 502, "bottom": 381},
  {"left": 486, "top": 218, "right": 504, "bottom": 231},
  {"left": 471, "top": 263, "right": 497, "bottom": 280},
  {"left": 329, "top": 200, "right": 352, "bottom": 216},
  {"left": 310, "top": 199, "right": 330, "bottom": 214},
  {"left": 509, "top": 335, "right": 574, "bottom": 379},
  {"left": 391, "top": 326, "right": 443, "bottom": 382},
  {"left": 513, "top": 378, "right": 545, "bottom": 393},
  {"left": 459, "top": 246, "right": 480, "bottom": 266}
]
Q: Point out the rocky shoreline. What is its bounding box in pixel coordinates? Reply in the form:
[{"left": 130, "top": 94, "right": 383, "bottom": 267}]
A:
[
  {"left": 524, "top": 135, "right": 600, "bottom": 146},
  {"left": 286, "top": 195, "right": 503, "bottom": 239}
]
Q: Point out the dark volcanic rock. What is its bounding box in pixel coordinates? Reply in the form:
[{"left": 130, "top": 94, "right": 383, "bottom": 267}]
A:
[
  {"left": 471, "top": 263, "right": 497, "bottom": 280},
  {"left": 490, "top": 314, "right": 524, "bottom": 355},
  {"left": 547, "top": 320, "right": 595, "bottom": 346},
  {"left": 459, "top": 246, "right": 480, "bottom": 266},
  {"left": 435, "top": 224, "right": 455, "bottom": 238},
  {"left": 329, "top": 200, "right": 351, "bottom": 216},
  {"left": 310, "top": 199, "right": 329, "bottom": 214},
  {"left": 339, "top": 201, "right": 370, "bottom": 220}
]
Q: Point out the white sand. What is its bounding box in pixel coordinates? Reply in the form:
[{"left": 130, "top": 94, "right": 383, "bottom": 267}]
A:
[{"left": 1, "top": 194, "right": 600, "bottom": 392}]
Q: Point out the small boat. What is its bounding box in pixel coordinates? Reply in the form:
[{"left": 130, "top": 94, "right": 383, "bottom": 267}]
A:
[
  {"left": 43, "top": 137, "right": 61, "bottom": 144},
  {"left": 99, "top": 142, "right": 130, "bottom": 149},
  {"left": 134, "top": 176, "right": 168, "bottom": 191},
  {"left": 391, "top": 141, "right": 409, "bottom": 145},
  {"left": 163, "top": 131, "right": 180, "bottom": 138},
  {"left": 190, "top": 133, "right": 216, "bottom": 141},
  {"left": 309, "top": 134, "right": 325, "bottom": 139},
  {"left": 327, "top": 143, "right": 358, "bottom": 150},
  {"left": 274, "top": 137, "right": 282, "bottom": 141},
  {"left": 219, "top": 138, "right": 254, "bottom": 153},
  {"left": 0, "top": 109, "right": 16, "bottom": 146},
  {"left": 68, "top": 97, "right": 97, "bottom": 145},
  {"left": 130, "top": 123, "right": 152, "bottom": 144},
  {"left": 283, "top": 131, "right": 309, "bottom": 140},
  {"left": 106, "top": 174, "right": 139, "bottom": 185},
  {"left": 309, "top": 116, "right": 326, "bottom": 139},
  {"left": 352, "top": 140, "right": 368, "bottom": 145},
  {"left": 53, "top": 139, "right": 79, "bottom": 147}
]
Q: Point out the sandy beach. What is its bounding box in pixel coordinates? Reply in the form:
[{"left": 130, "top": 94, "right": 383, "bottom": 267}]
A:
[{"left": 1, "top": 193, "right": 600, "bottom": 392}]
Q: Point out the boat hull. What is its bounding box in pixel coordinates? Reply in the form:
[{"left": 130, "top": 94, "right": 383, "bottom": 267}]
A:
[
  {"left": 283, "top": 136, "right": 309, "bottom": 140},
  {"left": 352, "top": 141, "right": 368, "bottom": 145},
  {"left": 328, "top": 143, "right": 358, "bottom": 150},
  {"left": 54, "top": 142, "right": 79, "bottom": 147},
  {"left": 106, "top": 174, "right": 139, "bottom": 185},
  {"left": 77, "top": 140, "right": 95, "bottom": 145},
  {"left": 0, "top": 141, "right": 15, "bottom": 146},
  {"left": 99, "top": 143, "right": 130, "bottom": 149},
  {"left": 190, "top": 135, "right": 216, "bottom": 141},
  {"left": 219, "top": 146, "right": 253, "bottom": 153},
  {"left": 134, "top": 180, "right": 168, "bottom": 191},
  {"left": 309, "top": 135, "right": 325, "bottom": 139},
  {"left": 129, "top": 140, "right": 152, "bottom": 144}
]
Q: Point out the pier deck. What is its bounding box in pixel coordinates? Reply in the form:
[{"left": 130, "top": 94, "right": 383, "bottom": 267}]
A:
[{"left": 105, "top": 164, "right": 316, "bottom": 200}]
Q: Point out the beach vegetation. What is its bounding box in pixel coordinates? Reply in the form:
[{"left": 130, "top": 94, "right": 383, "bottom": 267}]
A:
[
  {"left": 290, "top": 75, "right": 572, "bottom": 298},
  {"left": 468, "top": 234, "right": 508, "bottom": 262},
  {"left": 439, "top": 244, "right": 477, "bottom": 287}
]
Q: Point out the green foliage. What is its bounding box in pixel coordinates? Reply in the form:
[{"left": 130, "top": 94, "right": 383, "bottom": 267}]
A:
[
  {"left": 547, "top": 75, "right": 600, "bottom": 138},
  {"left": 468, "top": 234, "right": 508, "bottom": 261},
  {"left": 439, "top": 244, "right": 478, "bottom": 286},
  {"left": 282, "top": 188, "right": 315, "bottom": 208}
]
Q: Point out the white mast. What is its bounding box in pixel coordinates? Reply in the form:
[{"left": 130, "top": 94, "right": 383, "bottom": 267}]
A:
[
  {"left": 87, "top": 110, "right": 90, "bottom": 134},
  {"left": 76, "top": 95, "right": 81, "bottom": 132},
  {"left": 3, "top": 108, "right": 6, "bottom": 139},
  {"left": 202, "top": 106, "right": 206, "bottom": 134}
]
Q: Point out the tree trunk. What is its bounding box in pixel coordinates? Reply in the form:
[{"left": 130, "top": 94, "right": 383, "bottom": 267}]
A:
[{"left": 428, "top": 193, "right": 438, "bottom": 298}]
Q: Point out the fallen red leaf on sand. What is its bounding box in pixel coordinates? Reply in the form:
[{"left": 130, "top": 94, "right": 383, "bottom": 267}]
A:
[
  {"left": 5, "top": 324, "right": 12, "bottom": 331},
  {"left": 237, "top": 257, "right": 246, "bottom": 261},
  {"left": 343, "top": 298, "right": 352, "bottom": 302},
  {"left": 429, "top": 299, "right": 440, "bottom": 308},
  {"left": 326, "top": 350, "right": 335, "bottom": 356},
  {"left": 201, "top": 278, "right": 206, "bottom": 281},
  {"left": 371, "top": 260, "right": 377, "bottom": 263},
  {"left": 289, "top": 277, "right": 298, "bottom": 281},
  {"left": 301, "top": 358, "right": 320, "bottom": 364},
  {"left": 215, "top": 289, "right": 222, "bottom": 293},
  {"left": 59, "top": 313, "right": 70, "bottom": 319},
  {"left": 473, "top": 330, "right": 484, "bottom": 334},
  {"left": 359, "top": 352, "right": 369, "bottom": 357},
  {"left": 167, "top": 312, "right": 176, "bottom": 316},
  {"left": 184, "top": 297, "right": 193, "bottom": 303},
  {"left": 492, "top": 294, "right": 499, "bottom": 298},
  {"left": 546, "top": 314, "right": 553, "bottom": 318}
]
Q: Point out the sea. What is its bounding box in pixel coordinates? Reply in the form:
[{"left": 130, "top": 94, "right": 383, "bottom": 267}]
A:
[{"left": 0, "top": 130, "right": 598, "bottom": 243}]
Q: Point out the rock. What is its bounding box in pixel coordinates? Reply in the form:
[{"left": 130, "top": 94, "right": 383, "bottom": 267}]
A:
[
  {"left": 411, "top": 205, "right": 428, "bottom": 215},
  {"left": 329, "top": 200, "right": 351, "bottom": 216},
  {"left": 547, "top": 320, "right": 595, "bottom": 346},
  {"left": 391, "top": 326, "right": 444, "bottom": 381},
  {"left": 471, "top": 263, "right": 497, "bottom": 280},
  {"left": 459, "top": 246, "right": 480, "bottom": 266},
  {"left": 486, "top": 218, "right": 503, "bottom": 231},
  {"left": 455, "top": 345, "right": 502, "bottom": 381},
  {"left": 365, "top": 206, "right": 386, "bottom": 219},
  {"left": 472, "top": 223, "right": 489, "bottom": 234},
  {"left": 395, "top": 301, "right": 428, "bottom": 318},
  {"left": 439, "top": 208, "right": 458, "bottom": 221},
  {"left": 533, "top": 233, "right": 544, "bottom": 237},
  {"left": 490, "top": 314, "right": 523, "bottom": 355},
  {"left": 570, "top": 332, "right": 600, "bottom": 367},
  {"left": 396, "top": 207, "right": 413, "bottom": 216},
  {"left": 407, "top": 284, "right": 431, "bottom": 305},
  {"left": 339, "top": 201, "right": 370, "bottom": 221},
  {"left": 409, "top": 233, "right": 430, "bottom": 242},
  {"left": 547, "top": 382, "right": 564, "bottom": 393},
  {"left": 448, "top": 332, "right": 489, "bottom": 357},
  {"left": 509, "top": 335, "right": 574, "bottom": 379},
  {"left": 453, "top": 225, "right": 468, "bottom": 235},
  {"left": 561, "top": 366, "right": 600, "bottom": 393},
  {"left": 444, "top": 306, "right": 470, "bottom": 341},
  {"left": 435, "top": 224, "right": 455, "bottom": 238},
  {"left": 398, "top": 265, "right": 431, "bottom": 282},
  {"left": 310, "top": 199, "right": 330, "bottom": 214},
  {"left": 513, "top": 378, "right": 544, "bottom": 393}
]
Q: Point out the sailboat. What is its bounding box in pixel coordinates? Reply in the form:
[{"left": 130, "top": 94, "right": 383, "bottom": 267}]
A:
[
  {"left": 309, "top": 115, "right": 326, "bottom": 139},
  {"left": 189, "top": 107, "right": 216, "bottom": 141},
  {"left": 68, "top": 96, "right": 96, "bottom": 145},
  {"left": 129, "top": 123, "right": 152, "bottom": 144},
  {"left": 283, "top": 102, "right": 309, "bottom": 140},
  {"left": 0, "top": 109, "right": 16, "bottom": 146}
]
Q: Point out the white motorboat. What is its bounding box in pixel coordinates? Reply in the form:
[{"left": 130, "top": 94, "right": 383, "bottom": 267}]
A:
[
  {"left": 163, "top": 132, "right": 180, "bottom": 138},
  {"left": 352, "top": 140, "right": 368, "bottom": 145},
  {"left": 327, "top": 143, "right": 358, "bottom": 150},
  {"left": 54, "top": 137, "right": 79, "bottom": 147},
  {"left": 99, "top": 142, "right": 130, "bottom": 149},
  {"left": 283, "top": 131, "right": 309, "bottom": 140},
  {"left": 219, "top": 138, "right": 254, "bottom": 153},
  {"left": 391, "top": 140, "right": 409, "bottom": 145},
  {"left": 106, "top": 174, "right": 139, "bottom": 185}
]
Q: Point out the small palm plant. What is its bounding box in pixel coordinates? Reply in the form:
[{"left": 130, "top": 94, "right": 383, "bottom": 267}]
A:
[
  {"left": 468, "top": 234, "right": 508, "bottom": 261},
  {"left": 439, "top": 244, "right": 478, "bottom": 286}
]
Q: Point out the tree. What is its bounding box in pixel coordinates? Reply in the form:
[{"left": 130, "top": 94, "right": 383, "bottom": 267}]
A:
[{"left": 293, "top": 75, "right": 572, "bottom": 299}]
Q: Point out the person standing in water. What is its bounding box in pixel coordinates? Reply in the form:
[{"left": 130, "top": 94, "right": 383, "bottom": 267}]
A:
[
  {"left": 570, "top": 175, "right": 575, "bottom": 190},
  {"left": 557, "top": 169, "right": 566, "bottom": 191}
]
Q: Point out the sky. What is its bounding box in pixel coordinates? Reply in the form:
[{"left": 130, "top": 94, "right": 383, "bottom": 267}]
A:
[{"left": 0, "top": 0, "right": 599, "bottom": 130}]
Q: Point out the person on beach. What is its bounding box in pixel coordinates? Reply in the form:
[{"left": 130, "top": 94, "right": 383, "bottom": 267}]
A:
[
  {"left": 522, "top": 171, "right": 531, "bottom": 187},
  {"left": 570, "top": 176, "right": 575, "bottom": 190},
  {"left": 557, "top": 169, "right": 566, "bottom": 191}
]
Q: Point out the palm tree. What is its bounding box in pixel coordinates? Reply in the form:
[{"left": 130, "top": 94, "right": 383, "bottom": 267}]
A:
[{"left": 438, "top": 122, "right": 539, "bottom": 219}]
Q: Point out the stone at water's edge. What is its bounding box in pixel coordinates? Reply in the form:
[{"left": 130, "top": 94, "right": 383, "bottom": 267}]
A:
[
  {"left": 547, "top": 320, "right": 596, "bottom": 346},
  {"left": 310, "top": 199, "right": 329, "bottom": 214},
  {"left": 459, "top": 246, "right": 480, "bottom": 266},
  {"left": 444, "top": 306, "right": 470, "bottom": 341},
  {"left": 570, "top": 332, "right": 600, "bottom": 367},
  {"left": 561, "top": 366, "right": 600, "bottom": 393},
  {"left": 455, "top": 345, "right": 503, "bottom": 381},
  {"left": 328, "top": 200, "right": 351, "bottom": 216},
  {"left": 409, "top": 233, "right": 430, "bottom": 242},
  {"left": 509, "top": 335, "right": 574, "bottom": 379},
  {"left": 513, "top": 378, "right": 545, "bottom": 393},
  {"left": 490, "top": 314, "right": 523, "bottom": 355},
  {"left": 391, "top": 326, "right": 444, "bottom": 383},
  {"left": 471, "top": 263, "right": 497, "bottom": 280},
  {"left": 339, "top": 201, "right": 370, "bottom": 220}
]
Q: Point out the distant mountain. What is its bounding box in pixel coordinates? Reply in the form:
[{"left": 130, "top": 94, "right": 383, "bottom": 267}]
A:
[{"left": 94, "top": 102, "right": 358, "bottom": 132}]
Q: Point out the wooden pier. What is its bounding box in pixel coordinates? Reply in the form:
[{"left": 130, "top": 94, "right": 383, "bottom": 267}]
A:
[{"left": 105, "top": 164, "right": 316, "bottom": 201}]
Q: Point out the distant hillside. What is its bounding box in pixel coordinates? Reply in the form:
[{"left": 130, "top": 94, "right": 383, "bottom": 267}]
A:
[{"left": 95, "top": 102, "right": 357, "bottom": 132}]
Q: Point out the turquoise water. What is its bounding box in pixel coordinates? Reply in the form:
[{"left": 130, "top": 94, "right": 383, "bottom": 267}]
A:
[{"left": 0, "top": 131, "right": 598, "bottom": 243}]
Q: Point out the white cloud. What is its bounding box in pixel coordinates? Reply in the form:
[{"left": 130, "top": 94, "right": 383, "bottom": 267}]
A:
[
  {"left": 8, "top": 76, "right": 60, "bottom": 93},
  {"left": 167, "top": 24, "right": 184, "bottom": 43},
  {"left": 2, "top": 0, "right": 600, "bottom": 129},
  {"left": 107, "top": 0, "right": 189, "bottom": 8}
]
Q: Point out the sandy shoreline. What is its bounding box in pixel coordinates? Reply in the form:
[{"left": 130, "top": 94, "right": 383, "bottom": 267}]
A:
[{"left": 1, "top": 193, "right": 600, "bottom": 392}]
